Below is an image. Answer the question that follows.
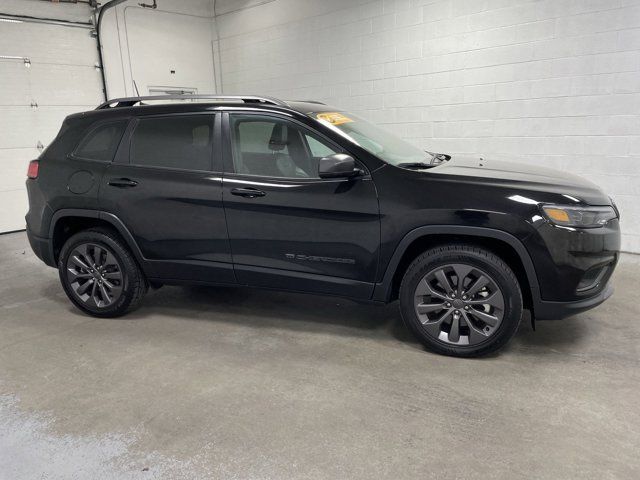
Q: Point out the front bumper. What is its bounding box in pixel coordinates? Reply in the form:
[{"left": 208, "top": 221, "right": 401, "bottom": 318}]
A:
[
  {"left": 534, "top": 283, "right": 614, "bottom": 320},
  {"left": 524, "top": 219, "right": 620, "bottom": 302},
  {"left": 523, "top": 215, "right": 619, "bottom": 320}
]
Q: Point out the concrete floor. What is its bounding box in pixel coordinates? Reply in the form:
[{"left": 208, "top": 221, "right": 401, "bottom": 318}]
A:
[{"left": 0, "top": 231, "right": 638, "bottom": 480}]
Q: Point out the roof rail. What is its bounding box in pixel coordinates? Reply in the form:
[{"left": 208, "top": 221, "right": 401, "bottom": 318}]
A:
[{"left": 96, "top": 94, "right": 288, "bottom": 110}]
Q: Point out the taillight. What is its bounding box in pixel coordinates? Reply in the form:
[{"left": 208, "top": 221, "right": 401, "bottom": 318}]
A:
[{"left": 27, "top": 160, "right": 39, "bottom": 179}]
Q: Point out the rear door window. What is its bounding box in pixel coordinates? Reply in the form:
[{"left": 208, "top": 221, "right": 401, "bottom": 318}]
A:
[
  {"left": 74, "top": 121, "right": 128, "bottom": 162},
  {"left": 129, "top": 115, "right": 213, "bottom": 171}
]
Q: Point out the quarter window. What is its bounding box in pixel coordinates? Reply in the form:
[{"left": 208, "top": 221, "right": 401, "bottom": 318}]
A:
[
  {"left": 130, "top": 115, "right": 213, "bottom": 171},
  {"left": 229, "top": 114, "right": 339, "bottom": 178},
  {"left": 305, "top": 134, "right": 335, "bottom": 158},
  {"left": 74, "top": 121, "right": 127, "bottom": 162}
]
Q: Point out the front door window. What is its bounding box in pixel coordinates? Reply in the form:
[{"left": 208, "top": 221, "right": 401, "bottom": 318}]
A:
[{"left": 229, "top": 114, "right": 339, "bottom": 179}]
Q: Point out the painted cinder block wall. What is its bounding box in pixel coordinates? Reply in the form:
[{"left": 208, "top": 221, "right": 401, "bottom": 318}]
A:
[{"left": 215, "top": 0, "right": 640, "bottom": 253}]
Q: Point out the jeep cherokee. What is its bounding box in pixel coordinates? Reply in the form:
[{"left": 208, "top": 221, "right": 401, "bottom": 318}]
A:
[{"left": 25, "top": 95, "right": 621, "bottom": 357}]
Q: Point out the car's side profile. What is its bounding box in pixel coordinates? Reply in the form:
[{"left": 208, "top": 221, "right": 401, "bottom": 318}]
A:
[{"left": 26, "top": 95, "right": 620, "bottom": 357}]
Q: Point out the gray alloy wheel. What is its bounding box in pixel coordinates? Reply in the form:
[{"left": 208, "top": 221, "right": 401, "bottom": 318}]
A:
[
  {"left": 66, "top": 242, "right": 124, "bottom": 308},
  {"left": 413, "top": 263, "right": 505, "bottom": 346}
]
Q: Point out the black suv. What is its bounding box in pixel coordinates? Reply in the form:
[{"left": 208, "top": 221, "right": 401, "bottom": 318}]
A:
[{"left": 26, "top": 95, "right": 621, "bottom": 357}]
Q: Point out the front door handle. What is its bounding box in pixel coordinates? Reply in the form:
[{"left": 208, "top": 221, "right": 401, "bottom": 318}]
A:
[
  {"left": 230, "top": 187, "right": 266, "bottom": 198},
  {"left": 108, "top": 178, "right": 138, "bottom": 188}
]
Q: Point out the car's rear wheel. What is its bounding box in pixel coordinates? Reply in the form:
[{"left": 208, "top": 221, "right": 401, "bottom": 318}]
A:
[
  {"left": 399, "top": 244, "right": 522, "bottom": 357},
  {"left": 58, "top": 228, "right": 147, "bottom": 317}
]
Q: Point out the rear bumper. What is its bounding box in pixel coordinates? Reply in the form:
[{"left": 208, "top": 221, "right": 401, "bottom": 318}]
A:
[
  {"left": 26, "top": 227, "right": 55, "bottom": 267},
  {"left": 534, "top": 283, "right": 614, "bottom": 320}
]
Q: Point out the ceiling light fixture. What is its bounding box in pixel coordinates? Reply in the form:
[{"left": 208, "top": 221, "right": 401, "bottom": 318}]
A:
[{"left": 0, "top": 18, "right": 23, "bottom": 24}]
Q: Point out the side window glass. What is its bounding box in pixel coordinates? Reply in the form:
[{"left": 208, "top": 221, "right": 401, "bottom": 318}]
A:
[
  {"left": 130, "top": 115, "right": 213, "bottom": 171},
  {"left": 74, "top": 121, "right": 127, "bottom": 161},
  {"left": 229, "top": 114, "right": 338, "bottom": 178},
  {"left": 305, "top": 134, "right": 335, "bottom": 158}
]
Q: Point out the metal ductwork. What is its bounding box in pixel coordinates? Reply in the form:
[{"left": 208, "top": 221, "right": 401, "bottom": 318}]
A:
[{"left": 96, "top": 0, "right": 128, "bottom": 101}]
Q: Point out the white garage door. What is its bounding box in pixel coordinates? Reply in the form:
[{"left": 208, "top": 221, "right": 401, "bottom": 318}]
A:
[{"left": 0, "top": 20, "right": 102, "bottom": 232}]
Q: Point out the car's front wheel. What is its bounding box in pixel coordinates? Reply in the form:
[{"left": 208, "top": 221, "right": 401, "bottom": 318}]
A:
[
  {"left": 399, "top": 244, "right": 522, "bottom": 357},
  {"left": 58, "top": 228, "right": 147, "bottom": 317}
]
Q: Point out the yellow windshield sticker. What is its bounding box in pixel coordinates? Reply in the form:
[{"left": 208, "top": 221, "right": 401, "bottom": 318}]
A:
[{"left": 316, "top": 112, "right": 354, "bottom": 125}]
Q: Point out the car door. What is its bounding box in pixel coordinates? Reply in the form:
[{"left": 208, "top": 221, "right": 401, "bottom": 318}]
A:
[
  {"left": 99, "top": 112, "right": 235, "bottom": 284},
  {"left": 221, "top": 111, "right": 380, "bottom": 299}
]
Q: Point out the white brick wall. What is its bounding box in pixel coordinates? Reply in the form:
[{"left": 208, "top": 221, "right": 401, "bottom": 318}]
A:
[{"left": 216, "top": 0, "right": 640, "bottom": 252}]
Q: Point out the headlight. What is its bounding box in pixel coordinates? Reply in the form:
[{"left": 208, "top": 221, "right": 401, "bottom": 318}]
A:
[
  {"left": 609, "top": 196, "right": 620, "bottom": 218},
  {"left": 541, "top": 205, "right": 617, "bottom": 228}
]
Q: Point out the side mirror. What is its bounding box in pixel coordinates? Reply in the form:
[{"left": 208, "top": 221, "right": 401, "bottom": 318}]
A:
[{"left": 318, "top": 153, "right": 360, "bottom": 179}]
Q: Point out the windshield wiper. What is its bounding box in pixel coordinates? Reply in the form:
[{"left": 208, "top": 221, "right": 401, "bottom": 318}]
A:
[
  {"left": 396, "top": 162, "right": 434, "bottom": 169},
  {"left": 397, "top": 152, "right": 451, "bottom": 169},
  {"left": 426, "top": 151, "right": 451, "bottom": 164}
]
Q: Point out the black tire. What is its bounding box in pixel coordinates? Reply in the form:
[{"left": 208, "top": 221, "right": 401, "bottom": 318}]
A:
[
  {"left": 58, "top": 227, "right": 148, "bottom": 317},
  {"left": 399, "top": 244, "right": 522, "bottom": 357}
]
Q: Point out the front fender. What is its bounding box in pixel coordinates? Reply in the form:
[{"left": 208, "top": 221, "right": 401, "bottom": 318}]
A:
[{"left": 372, "top": 225, "right": 541, "bottom": 306}]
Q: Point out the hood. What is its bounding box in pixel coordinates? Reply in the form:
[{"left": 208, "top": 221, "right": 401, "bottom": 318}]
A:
[{"left": 430, "top": 156, "right": 611, "bottom": 206}]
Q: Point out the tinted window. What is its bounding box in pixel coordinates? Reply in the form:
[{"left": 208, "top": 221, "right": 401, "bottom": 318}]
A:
[
  {"left": 305, "top": 134, "right": 335, "bottom": 158},
  {"left": 230, "top": 114, "right": 338, "bottom": 178},
  {"left": 74, "top": 121, "right": 127, "bottom": 161},
  {"left": 130, "top": 115, "right": 213, "bottom": 171}
]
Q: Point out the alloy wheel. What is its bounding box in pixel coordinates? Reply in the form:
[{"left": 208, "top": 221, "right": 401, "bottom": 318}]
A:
[
  {"left": 413, "top": 263, "right": 505, "bottom": 346},
  {"left": 66, "top": 243, "right": 124, "bottom": 308}
]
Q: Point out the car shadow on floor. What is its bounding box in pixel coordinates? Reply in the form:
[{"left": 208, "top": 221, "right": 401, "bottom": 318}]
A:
[
  {"left": 126, "top": 285, "right": 590, "bottom": 352},
  {"left": 138, "top": 285, "right": 410, "bottom": 342},
  {"left": 512, "top": 313, "right": 590, "bottom": 351},
  {"left": 52, "top": 282, "right": 590, "bottom": 355}
]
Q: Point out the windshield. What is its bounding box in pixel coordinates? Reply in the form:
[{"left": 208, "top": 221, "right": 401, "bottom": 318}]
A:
[{"left": 310, "top": 111, "right": 428, "bottom": 166}]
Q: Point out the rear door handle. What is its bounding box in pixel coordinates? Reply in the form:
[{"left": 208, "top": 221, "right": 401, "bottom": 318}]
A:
[
  {"left": 108, "top": 178, "right": 138, "bottom": 188},
  {"left": 230, "top": 187, "right": 266, "bottom": 198}
]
